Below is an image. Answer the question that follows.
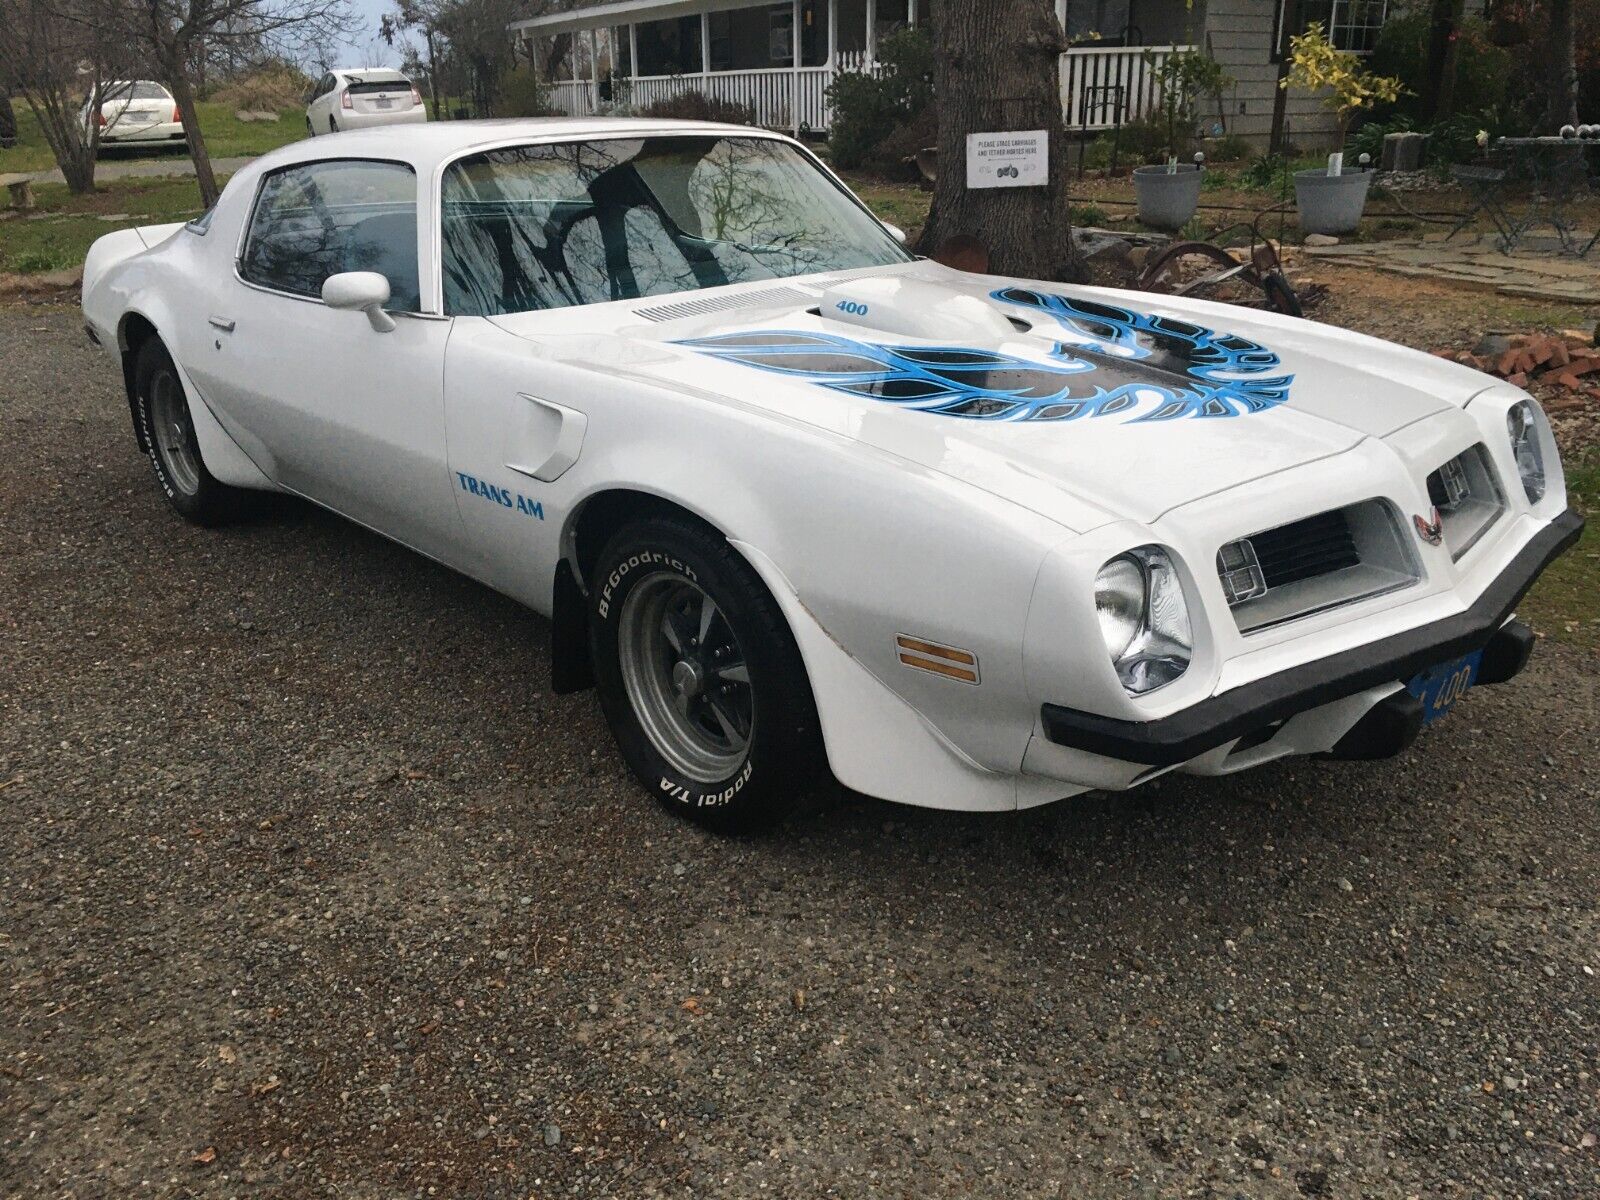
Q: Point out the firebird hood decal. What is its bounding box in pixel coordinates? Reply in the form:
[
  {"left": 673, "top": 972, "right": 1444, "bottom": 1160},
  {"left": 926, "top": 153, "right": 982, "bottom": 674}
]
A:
[{"left": 676, "top": 293, "right": 1293, "bottom": 424}]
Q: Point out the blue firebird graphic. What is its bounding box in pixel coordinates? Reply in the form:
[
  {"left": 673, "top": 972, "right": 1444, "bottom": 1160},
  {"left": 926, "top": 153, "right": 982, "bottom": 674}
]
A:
[{"left": 676, "top": 289, "right": 1293, "bottom": 424}]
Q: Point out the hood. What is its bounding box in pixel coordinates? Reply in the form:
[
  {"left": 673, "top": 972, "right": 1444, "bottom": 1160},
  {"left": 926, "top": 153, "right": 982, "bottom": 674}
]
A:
[{"left": 490, "top": 262, "right": 1493, "bottom": 529}]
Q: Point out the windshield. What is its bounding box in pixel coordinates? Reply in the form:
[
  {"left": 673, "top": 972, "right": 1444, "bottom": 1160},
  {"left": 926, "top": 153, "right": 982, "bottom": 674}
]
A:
[{"left": 440, "top": 135, "right": 911, "bottom": 317}]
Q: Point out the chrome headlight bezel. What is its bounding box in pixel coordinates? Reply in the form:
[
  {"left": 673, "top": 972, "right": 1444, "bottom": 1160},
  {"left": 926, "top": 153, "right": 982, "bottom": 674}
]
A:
[{"left": 1093, "top": 546, "right": 1193, "bottom": 696}]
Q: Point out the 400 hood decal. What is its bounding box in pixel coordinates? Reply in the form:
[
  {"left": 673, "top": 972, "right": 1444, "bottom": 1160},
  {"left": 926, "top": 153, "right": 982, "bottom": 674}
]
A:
[{"left": 677, "top": 291, "right": 1293, "bottom": 424}]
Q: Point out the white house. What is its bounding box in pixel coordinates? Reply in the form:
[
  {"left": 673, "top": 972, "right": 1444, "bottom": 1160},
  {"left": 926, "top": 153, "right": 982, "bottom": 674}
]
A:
[{"left": 509, "top": 0, "right": 1397, "bottom": 145}]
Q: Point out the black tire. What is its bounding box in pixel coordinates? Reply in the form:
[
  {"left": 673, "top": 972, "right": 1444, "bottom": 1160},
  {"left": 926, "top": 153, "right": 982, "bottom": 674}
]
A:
[
  {"left": 589, "top": 515, "right": 822, "bottom": 831},
  {"left": 132, "top": 338, "right": 246, "bottom": 526}
]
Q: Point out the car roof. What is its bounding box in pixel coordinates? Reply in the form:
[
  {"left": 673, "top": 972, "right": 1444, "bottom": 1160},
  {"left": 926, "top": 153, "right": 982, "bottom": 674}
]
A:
[{"left": 241, "top": 117, "right": 801, "bottom": 177}]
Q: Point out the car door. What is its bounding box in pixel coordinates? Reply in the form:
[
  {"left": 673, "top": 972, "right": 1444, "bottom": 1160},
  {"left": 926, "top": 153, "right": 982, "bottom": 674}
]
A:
[{"left": 204, "top": 156, "right": 467, "bottom": 564}]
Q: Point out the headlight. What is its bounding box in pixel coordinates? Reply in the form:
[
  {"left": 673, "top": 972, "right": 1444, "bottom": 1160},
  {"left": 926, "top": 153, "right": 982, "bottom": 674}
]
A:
[
  {"left": 1093, "top": 546, "right": 1193, "bottom": 695},
  {"left": 1506, "top": 399, "right": 1546, "bottom": 504}
]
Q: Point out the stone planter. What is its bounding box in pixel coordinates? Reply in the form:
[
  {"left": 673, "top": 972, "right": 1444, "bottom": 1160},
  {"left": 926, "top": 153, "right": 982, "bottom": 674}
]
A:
[
  {"left": 1133, "top": 164, "right": 1204, "bottom": 231},
  {"left": 1293, "top": 167, "right": 1374, "bottom": 236}
]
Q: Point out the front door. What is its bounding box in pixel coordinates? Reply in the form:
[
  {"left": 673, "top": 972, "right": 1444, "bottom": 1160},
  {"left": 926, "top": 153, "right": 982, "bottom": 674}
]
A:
[{"left": 203, "top": 156, "right": 467, "bottom": 564}]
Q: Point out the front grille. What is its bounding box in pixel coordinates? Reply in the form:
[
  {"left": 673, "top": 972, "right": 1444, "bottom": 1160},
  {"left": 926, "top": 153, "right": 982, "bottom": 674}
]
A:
[
  {"left": 1248, "top": 509, "right": 1360, "bottom": 589},
  {"left": 1220, "top": 500, "right": 1420, "bottom": 634}
]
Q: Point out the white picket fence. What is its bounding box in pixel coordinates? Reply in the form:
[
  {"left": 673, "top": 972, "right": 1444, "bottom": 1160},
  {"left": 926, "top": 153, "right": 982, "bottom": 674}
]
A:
[{"left": 545, "top": 44, "right": 1194, "bottom": 134}]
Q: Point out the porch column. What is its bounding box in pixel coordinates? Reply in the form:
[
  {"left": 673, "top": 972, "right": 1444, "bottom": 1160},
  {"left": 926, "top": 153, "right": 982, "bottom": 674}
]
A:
[
  {"left": 628, "top": 23, "right": 638, "bottom": 83},
  {"left": 865, "top": 0, "right": 875, "bottom": 63},
  {"left": 589, "top": 26, "right": 600, "bottom": 111},
  {"left": 792, "top": 0, "right": 802, "bottom": 134},
  {"left": 700, "top": 11, "right": 710, "bottom": 89},
  {"left": 826, "top": 0, "right": 837, "bottom": 66}
]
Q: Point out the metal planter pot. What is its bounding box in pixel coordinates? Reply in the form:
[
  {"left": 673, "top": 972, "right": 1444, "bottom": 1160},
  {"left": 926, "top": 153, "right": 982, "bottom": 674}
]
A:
[
  {"left": 1133, "top": 164, "right": 1204, "bottom": 231},
  {"left": 1293, "top": 168, "right": 1374, "bottom": 236}
]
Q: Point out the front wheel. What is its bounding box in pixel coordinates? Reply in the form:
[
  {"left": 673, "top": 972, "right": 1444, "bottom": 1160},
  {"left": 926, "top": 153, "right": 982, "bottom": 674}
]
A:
[{"left": 589, "top": 516, "right": 822, "bottom": 831}]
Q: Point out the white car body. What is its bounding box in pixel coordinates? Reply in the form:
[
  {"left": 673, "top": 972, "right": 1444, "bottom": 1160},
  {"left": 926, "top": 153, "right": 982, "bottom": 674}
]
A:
[
  {"left": 305, "top": 68, "right": 427, "bottom": 136},
  {"left": 80, "top": 119, "right": 1582, "bottom": 813},
  {"left": 86, "top": 80, "right": 184, "bottom": 145}
]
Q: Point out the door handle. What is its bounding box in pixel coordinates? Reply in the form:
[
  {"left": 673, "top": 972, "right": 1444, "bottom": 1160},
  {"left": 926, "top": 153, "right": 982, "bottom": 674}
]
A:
[
  {"left": 505, "top": 394, "right": 587, "bottom": 483},
  {"left": 208, "top": 316, "right": 236, "bottom": 332}
]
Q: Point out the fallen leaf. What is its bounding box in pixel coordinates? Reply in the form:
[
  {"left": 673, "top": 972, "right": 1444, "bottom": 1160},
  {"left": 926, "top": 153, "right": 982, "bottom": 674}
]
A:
[
  {"left": 419, "top": 1019, "right": 440, "bottom": 1035},
  {"left": 1482, "top": 1080, "right": 1496, "bottom": 1093},
  {"left": 680, "top": 996, "right": 703, "bottom": 1016},
  {"left": 251, "top": 1076, "right": 281, "bottom": 1096},
  {"left": 216, "top": 1044, "right": 237, "bottom": 1065},
  {"left": 192, "top": 1147, "right": 217, "bottom": 1166},
  {"left": 792, "top": 988, "right": 805, "bottom": 1012}
]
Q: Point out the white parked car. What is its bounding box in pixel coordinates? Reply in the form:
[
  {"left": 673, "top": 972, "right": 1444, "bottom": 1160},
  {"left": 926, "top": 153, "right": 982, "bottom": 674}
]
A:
[
  {"left": 85, "top": 80, "right": 184, "bottom": 145},
  {"left": 305, "top": 68, "right": 426, "bottom": 136},
  {"left": 80, "top": 120, "right": 1582, "bottom": 829}
]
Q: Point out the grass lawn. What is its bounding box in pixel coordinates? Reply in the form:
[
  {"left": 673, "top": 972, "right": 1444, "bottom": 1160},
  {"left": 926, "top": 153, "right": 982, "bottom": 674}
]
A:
[
  {"left": 1521, "top": 451, "right": 1600, "bottom": 651},
  {"left": 0, "top": 175, "right": 222, "bottom": 273},
  {"left": 0, "top": 101, "right": 303, "bottom": 176}
]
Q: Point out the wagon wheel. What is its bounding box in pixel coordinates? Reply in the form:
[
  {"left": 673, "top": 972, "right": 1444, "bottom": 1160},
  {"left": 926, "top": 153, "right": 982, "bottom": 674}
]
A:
[{"left": 1138, "top": 240, "right": 1254, "bottom": 303}]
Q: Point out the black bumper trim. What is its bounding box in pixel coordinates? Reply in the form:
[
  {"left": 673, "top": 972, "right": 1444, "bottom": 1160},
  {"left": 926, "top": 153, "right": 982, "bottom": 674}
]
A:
[{"left": 1040, "top": 508, "right": 1584, "bottom": 766}]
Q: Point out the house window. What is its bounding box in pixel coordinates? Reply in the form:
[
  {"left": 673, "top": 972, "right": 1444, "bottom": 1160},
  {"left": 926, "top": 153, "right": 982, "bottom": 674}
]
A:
[{"left": 1274, "top": 0, "right": 1389, "bottom": 56}]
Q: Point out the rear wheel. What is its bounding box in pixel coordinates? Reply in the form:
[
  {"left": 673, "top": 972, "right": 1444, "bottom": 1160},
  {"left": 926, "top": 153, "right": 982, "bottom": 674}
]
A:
[
  {"left": 132, "top": 338, "right": 246, "bottom": 526},
  {"left": 328, "top": 115, "right": 338, "bottom": 134},
  {"left": 589, "top": 516, "right": 821, "bottom": 831}
]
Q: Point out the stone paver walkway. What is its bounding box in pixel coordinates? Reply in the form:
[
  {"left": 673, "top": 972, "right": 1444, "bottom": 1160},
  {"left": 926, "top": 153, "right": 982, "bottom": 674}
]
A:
[{"left": 1302, "top": 234, "right": 1600, "bottom": 305}]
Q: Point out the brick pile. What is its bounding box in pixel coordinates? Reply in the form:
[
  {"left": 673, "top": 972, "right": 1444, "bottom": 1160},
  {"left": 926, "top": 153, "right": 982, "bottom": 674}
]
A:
[{"left": 1437, "top": 331, "right": 1600, "bottom": 412}]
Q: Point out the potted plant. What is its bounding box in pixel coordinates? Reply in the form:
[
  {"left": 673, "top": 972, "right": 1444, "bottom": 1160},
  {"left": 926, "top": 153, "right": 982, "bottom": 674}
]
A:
[
  {"left": 1133, "top": 48, "right": 1231, "bottom": 230},
  {"left": 1282, "top": 22, "right": 1403, "bottom": 236}
]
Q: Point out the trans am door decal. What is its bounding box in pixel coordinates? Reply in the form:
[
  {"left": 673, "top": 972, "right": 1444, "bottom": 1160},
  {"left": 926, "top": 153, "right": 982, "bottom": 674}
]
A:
[{"left": 676, "top": 290, "right": 1292, "bottom": 424}]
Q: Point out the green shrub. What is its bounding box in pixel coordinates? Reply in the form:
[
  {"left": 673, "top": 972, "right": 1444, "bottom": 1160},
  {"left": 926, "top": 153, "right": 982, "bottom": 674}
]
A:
[
  {"left": 497, "top": 67, "right": 557, "bottom": 117},
  {"left": 1144, "top": 48, "right": 1232, "bottom": 160},
  {"left": 1368, "top": 13, "right": 1512, "bottom": 122},
  {"left": 638, "top": 90, "right": 755, "bottom": 125},
  {"left": 1203, "top": 133, "right": 1254, "bottom": 162},
  {"left": 825, "top": 27, "right": 934, "bottom": 170}
]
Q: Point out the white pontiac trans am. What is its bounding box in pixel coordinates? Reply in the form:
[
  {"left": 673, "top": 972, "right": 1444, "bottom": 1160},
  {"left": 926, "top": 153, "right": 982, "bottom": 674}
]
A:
[{"left": 82, "top": 119, "right": 1583, "bottom": 829}]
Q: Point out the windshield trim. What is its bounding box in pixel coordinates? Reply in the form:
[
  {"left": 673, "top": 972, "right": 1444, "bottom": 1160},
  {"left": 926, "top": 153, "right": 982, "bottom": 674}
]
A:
[{"left": 427, "top": 129, "right": 908, "bottom": 317}]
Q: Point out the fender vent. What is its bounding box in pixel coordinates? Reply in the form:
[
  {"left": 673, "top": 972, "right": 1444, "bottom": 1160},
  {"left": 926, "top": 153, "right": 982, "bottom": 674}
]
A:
[{"left": 635, "top": 287, "right": 812, "bottom": 323}]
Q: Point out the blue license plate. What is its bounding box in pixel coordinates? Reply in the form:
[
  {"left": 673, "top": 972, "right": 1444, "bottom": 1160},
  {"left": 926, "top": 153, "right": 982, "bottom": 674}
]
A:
[{"left": 1406, "top": 650, "right": 1483, "bottom": 725}]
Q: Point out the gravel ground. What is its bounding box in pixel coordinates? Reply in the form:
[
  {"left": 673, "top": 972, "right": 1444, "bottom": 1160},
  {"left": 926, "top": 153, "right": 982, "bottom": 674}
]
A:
[{"left": 2, "top": 304, "right": 1598, "bottom": 1199}]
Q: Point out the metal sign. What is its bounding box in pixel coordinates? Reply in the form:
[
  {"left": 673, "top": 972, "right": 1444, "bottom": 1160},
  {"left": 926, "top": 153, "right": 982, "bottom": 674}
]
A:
[{"left": 966, "top": 130, "right": 1049, "bottom": 189}]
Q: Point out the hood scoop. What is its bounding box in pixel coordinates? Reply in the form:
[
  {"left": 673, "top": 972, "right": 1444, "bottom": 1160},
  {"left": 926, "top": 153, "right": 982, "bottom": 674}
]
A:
[{"left": 818, "top": 277, "right": 1018, "bottom": 343}]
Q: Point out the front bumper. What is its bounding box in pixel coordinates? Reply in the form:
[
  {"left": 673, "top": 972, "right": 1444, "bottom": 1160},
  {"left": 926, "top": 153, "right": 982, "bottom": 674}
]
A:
[{"left": 1041, "top": 507, "right": 1584, "bottom": 766}]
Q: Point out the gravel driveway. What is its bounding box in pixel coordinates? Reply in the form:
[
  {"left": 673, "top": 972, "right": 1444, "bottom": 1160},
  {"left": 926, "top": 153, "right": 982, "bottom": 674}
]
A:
[{"left": 2, "top": 304, "right": 1597, "bottom": 1198}]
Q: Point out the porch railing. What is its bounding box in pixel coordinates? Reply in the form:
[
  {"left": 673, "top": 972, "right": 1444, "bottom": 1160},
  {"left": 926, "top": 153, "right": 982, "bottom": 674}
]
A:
[
  {"left": 543, "top": 44, "right": 1195, "bottom": 135},
  {"left": 1061, "top": 44, "right": 1193, "bottom": 132}
]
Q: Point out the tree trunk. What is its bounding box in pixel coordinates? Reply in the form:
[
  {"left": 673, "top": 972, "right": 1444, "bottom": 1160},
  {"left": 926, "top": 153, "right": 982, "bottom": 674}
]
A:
[
  {"left": 1423, "top": 0, "right": 1465, "bottom": 119},
  {"left": 1268, "top": 0, "right": 1301, "bottom": 156},
  {"left": 1544, "top": 0, "right": 1578, "bottom": 129},
  {"left": 166, "top": 68, "right": 219, "bottom": 208},
  {"left": 915, "top": 0, "right": 1079, "bottom": 281},
  {"left": 427, "top": 29, "right": 442, "bottom": 119}
]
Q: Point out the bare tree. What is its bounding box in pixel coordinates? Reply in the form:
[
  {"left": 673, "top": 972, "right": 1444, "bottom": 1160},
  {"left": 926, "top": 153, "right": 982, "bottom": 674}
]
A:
[
  {"left": 0, "top": 0, "right": 119, "bottom": 192},
  {"left": 86, "top": 0, "right": 354, "bottom": 206},
  {"left": 916, "top": 0, "right": 1079, "bottom": 280}
]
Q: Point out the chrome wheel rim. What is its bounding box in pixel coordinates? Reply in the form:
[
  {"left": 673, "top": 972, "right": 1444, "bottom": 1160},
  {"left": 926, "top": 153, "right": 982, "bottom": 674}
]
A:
[
  {"left": 617, "top": 572, "right": 753, "bottom": 784},
  {"left": 149, "top": 369, "right": 200, "bottom": 496}
]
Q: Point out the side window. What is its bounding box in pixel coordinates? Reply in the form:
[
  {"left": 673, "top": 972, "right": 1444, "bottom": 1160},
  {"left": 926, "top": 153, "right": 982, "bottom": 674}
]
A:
[
  {"left": 238, "top": 159, "right": 421, "bottom": 313},
  {"left": 321, "top": 74, "right": 337, "bottom": 97}
]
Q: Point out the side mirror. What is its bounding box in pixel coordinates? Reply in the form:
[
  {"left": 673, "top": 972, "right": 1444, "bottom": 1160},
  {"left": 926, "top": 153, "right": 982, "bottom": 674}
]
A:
[
  {"left": 883, "top": 222, "right": 907, "bottom": 245},
  {"left": 322, "top": 271, "right": 396, "bottom": 332}
]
